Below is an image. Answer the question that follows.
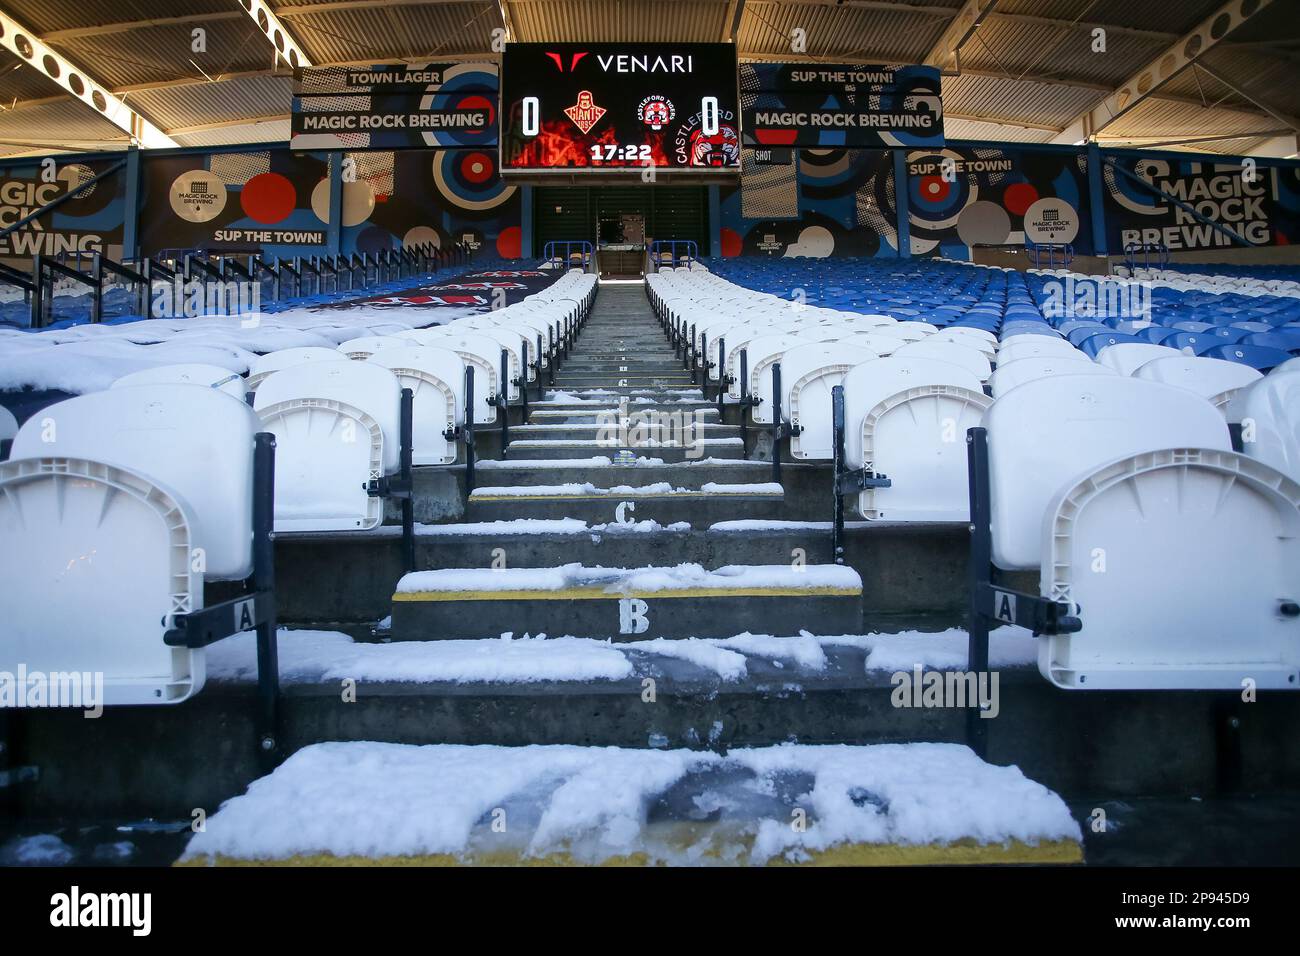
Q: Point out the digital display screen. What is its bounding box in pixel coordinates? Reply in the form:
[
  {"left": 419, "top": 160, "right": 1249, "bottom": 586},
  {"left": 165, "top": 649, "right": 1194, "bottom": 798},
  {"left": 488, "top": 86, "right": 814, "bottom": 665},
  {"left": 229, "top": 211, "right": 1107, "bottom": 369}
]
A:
[{"left": 499, "top": 43, "right": 740, "bottom": 174}]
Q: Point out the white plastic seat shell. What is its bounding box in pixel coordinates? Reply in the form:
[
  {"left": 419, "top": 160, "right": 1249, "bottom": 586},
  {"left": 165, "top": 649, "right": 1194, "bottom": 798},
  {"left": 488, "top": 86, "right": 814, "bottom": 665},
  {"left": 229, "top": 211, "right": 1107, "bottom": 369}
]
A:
[
  {"left": 368, "top": 345, "right": 464, "bottom": 466},
  {"left": 254, "top": 361, "right": 402, "bottom": 531},
  {"left": 1135, "top": 355, "right": 1262, "bottom": 410},
  {"left": 779, "top": 342, "right": 878, "bottom": 460},
  {"left": 112, "top": 363, "right": 247, "bottom": 399},
  {"left": 842, "top": 357, "right": 989, "bottom": 521},
  {"left": 1225, "top": 369, "right": 1300, "bottom": 481}
]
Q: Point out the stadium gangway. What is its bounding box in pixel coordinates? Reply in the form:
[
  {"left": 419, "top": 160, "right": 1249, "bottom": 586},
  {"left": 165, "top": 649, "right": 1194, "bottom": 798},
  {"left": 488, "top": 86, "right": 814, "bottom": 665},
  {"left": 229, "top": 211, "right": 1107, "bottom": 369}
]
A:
[
  {"left": 1027, "top": 240, "right": 1074, "bottom": 270},
  {"left": 647, "top": 240, "right": 699, "bottom": 271},
  {"left": 90, "top": 252, "right": 149, "bottom": 323},
  {"left": 1124, "top": 241, "right": 1171, "bottom": 272},
  {"left": 30, "top": 253, "right": 98, "bottom": 328},
  {"left": 541, "top": 241, "right": 594, "bottom": 273}
]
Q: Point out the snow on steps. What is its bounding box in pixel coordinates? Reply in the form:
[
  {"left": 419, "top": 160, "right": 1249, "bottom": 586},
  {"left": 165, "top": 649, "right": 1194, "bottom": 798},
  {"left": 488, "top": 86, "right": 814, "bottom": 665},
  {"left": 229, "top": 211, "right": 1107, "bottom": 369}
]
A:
[
  {"left": 389, "top": 562, "right": 864, "bottom": 640},
  {"left": 178, "top": 740, "right": 1082, "bottom": 866},
  {"left": 207, "top": 626, "right": 1040, "bottom": 685}
]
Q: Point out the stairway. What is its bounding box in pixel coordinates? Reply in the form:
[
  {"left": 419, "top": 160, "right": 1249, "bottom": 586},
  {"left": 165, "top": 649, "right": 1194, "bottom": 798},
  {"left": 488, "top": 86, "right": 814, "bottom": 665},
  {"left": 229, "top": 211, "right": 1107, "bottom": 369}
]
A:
[
  {"left": 176, "top": 278, "right": 1084, "bottom": 866},
  {"left": 390, "top": 282, "right": 863, "bottom": 641}
]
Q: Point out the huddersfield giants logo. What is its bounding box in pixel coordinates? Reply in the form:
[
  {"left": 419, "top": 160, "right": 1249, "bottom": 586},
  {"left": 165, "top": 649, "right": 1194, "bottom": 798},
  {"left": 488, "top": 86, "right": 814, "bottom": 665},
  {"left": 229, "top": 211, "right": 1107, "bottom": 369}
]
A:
[
  {"left": 637, "top": 95, "right": 676, "bottom": 131},
  {"left": 564, "top": 90, "right": 607, "bottom": 133}
]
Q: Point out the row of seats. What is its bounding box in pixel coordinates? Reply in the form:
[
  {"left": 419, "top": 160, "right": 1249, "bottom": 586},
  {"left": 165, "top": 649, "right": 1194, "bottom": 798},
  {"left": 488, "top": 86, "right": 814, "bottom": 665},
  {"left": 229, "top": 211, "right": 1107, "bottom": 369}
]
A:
[
  {"left": 0, "top": 268, "right": 596, "bottom": 706},
  {"left": 651, "top": 263, "right": 1300, "bottom": 690}
]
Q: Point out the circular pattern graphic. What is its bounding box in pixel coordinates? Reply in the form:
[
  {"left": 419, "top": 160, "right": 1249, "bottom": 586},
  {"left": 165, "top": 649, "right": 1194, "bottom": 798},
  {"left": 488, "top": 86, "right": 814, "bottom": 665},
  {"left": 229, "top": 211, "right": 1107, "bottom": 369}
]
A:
[
  {"left": 402, "top": 226, "right": 441, "bottom": 249},
  {"left": 169, "top": 169, "right": 228, "bottom": 223},
  {"left": 496, "top": 225, "right": 521, "bottom": 259},
  {"left": 1023, "top": 197, "right": 1080, "bottom": 244},
  {"left": 918, "top": 175, "right": 951, "bottom": 204},
  {"left": 309, "top": 177, "right": 375, "bottom": 228},
  {"left": 241, "top": 172, "right": 296, "bottom": 225},
  {"left": 461, "top": 151, "right": 494, "bottom": 184},
  {"left": 432, "top": 149, "right": 515, "bottom": 213},
  {"left": 956, "top": 201, "right": 1012, "bottom": 247},
  {"left": 721, "top": 227, "right": 743, "bottom": 258},
  {"left": 1002, "top": 182, "right": 1039, "bottom": 217}
]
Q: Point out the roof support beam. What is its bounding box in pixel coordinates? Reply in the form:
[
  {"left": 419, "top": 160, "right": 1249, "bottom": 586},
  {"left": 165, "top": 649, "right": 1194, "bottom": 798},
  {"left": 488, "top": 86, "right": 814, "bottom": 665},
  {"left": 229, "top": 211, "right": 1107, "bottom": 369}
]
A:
[
  {"left": 0, "top": 7, "right": 177, "bottom": 147},
  {"left": 1067, "top": 0, "right": 1277, "bottom": 139},
  {"left": 1192, "top": 59, "right": 1300, "bottom": 133},
  {"left": 43, "top": 12, "right": 245, "bottom": 42},
  {"left": 925, "top": 0, "right": 999, "bottom": 70},
  {"left": 722, "top": 0, "right": 745, "bottom": 43},
  {"left": 236, "top": 0, "right": 313, "bottom": 69}
]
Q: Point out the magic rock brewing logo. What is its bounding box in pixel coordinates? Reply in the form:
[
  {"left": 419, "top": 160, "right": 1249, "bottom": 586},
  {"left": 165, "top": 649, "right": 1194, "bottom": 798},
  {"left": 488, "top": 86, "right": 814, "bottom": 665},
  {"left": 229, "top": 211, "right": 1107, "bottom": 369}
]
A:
[
  {"left": 564, "top": 91, "right": 607, "bottom": 134},
  {"left": 637, "top": 95, "right": 676, "bottom": 131},
  {"left": 168, "top": 169, "right": 228, "bottom": 223}
]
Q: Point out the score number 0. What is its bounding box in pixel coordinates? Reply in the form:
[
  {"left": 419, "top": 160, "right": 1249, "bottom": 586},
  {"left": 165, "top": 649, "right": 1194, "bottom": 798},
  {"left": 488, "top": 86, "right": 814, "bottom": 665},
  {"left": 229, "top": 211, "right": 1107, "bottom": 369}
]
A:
[{"left": 519, "top": 96, "right": 718, "bottom": 137}]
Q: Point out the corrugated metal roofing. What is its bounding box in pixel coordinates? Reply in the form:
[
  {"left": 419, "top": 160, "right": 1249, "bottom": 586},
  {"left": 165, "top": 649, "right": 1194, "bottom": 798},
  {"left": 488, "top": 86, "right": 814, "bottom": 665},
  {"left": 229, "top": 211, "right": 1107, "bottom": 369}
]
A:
[{"left": 0, "top": 0, "right": 1295, "bottom": 156}]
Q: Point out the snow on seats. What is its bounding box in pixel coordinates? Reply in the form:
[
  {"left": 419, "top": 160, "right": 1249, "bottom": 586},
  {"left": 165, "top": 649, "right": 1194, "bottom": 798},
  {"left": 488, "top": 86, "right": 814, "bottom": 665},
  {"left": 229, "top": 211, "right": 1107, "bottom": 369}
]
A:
[
  {"left": 246, "top": 347, "right": 348, "bottom": 391},
  {"left": 254, "top": 360, "right": 402, "bottom": 531},
  {"left": 0, "top": 384, "right": 262, "bottom": 704},
  {"left": 112, "top": 363, "right": 247, "bottom": 399}
]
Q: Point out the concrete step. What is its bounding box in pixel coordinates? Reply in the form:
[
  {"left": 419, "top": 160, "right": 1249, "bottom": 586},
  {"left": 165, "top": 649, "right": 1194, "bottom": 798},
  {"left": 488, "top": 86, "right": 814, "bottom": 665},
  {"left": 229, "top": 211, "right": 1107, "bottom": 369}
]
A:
[
  {"left": 466, "top": 482, "right": 784, "bottom": 524},
  {"left": 508, "top": 423, "right": 740, "bottom": 442},
  {"left": 176, "top": 736, "right": 1081, "bottom": 866},
  {"left": 503, "top": 438, "right": 745, "bottom": 461},
  {"left": 552, "top": 376, "right": 699, "bottom": 388},
  {"left": 266, "top": 521, "right": 972, "bottom": 626},
  {"left": 527, "top": 405, "right": 721, "bottom": 424},
  {"left": 390, "top": 563, "right": 863, "bottom": 640}
]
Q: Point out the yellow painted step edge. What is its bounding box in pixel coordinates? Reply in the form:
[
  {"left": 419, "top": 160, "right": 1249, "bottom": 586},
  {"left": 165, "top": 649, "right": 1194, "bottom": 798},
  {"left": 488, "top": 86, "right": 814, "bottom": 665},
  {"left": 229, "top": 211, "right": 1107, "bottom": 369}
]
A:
[
  {"left": 392, "top": 585, "right": 862, "bottom": 602},
  {"left": 177, "top": 838, "right": 1082, "bottom": 867}
]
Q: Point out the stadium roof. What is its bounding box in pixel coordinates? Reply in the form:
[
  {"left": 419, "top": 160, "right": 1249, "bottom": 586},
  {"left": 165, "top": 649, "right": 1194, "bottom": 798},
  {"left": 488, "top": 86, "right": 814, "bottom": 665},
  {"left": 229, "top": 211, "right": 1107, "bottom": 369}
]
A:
[{"left": 1, "top": 0, "right": 1297, "bottom": 159}]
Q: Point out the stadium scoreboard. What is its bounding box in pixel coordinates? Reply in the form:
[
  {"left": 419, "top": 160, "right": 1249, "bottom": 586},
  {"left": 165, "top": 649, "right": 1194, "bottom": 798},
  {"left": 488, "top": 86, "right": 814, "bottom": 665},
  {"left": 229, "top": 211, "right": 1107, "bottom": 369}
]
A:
[{"left": 499, "top": 43, "right": 741, "bottom": 175}]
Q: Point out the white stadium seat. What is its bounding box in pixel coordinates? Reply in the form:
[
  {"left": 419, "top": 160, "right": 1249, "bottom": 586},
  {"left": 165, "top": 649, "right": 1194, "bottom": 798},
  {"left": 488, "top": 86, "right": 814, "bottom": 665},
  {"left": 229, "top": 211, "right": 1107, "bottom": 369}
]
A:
[
  {"left": 988, "top": 354, "right": 1114, "bottom": 399},
  {"left": 983, "top": 375, "right": 1300, "bottom": 689},
  {"left": 1226, "top": 369, "right": 1300, "bottom": 481},
  {"left": 0, "top": 385, "right": 262, "bottom": 704},
  {"left": 1135, "top": 355, "right": 1262, "bottom": 410},
  {"left": 779, "top": 342, "right": 877, "bottom": 459},
  {"left": 254, "top": 360, "right": 402, "bottom": 531},
  {"left": 368, "top": 345, "right": 465, "bottom": 466},
  {"left": 1094, "top": 342, "right": 1182, "bottom": 376},
  {"left": 247, "top": 347, "right": 349, "bottom": 391},
  {"left": 406, "top": 329, "right": 500, "bottom": 423},
  {"left": 996, "top": 335, "right": 1084, "bottom": 365},
  {"left": 842, "top": 356, "right": 989, "bottom": 520},
  {"left": 112, "top": 363, "right": 248, "bottom": 399},
  {"left": 891, "top": 338, "right": 993, "bottom": 382},
  {"left": 337, "top": 334, "right": 421, "bottom": 360}
]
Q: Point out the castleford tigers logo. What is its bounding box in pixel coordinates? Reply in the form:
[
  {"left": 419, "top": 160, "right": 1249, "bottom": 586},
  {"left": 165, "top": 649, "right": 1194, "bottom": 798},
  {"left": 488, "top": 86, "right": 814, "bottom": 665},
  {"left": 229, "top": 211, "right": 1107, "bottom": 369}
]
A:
[
  {"left": 637, "top": 95, "right": 675, "bottom": 131},
  {"left": 564, "top": 91, "right": 607, "bottom": 133}
]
